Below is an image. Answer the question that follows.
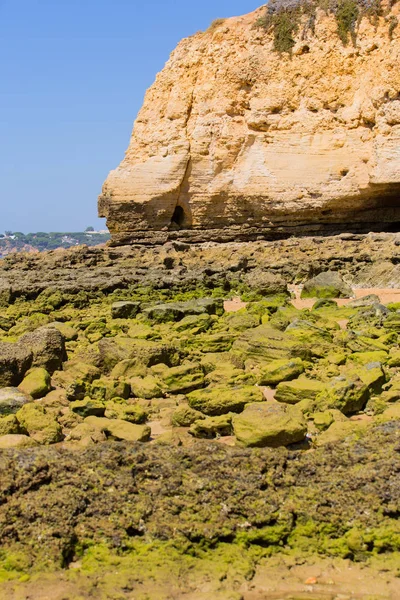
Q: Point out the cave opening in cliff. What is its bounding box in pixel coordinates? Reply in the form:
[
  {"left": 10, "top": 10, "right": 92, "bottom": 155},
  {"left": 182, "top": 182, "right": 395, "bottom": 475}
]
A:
[{"left": 170, "top": 205, "right": 186, "bottom": 229}]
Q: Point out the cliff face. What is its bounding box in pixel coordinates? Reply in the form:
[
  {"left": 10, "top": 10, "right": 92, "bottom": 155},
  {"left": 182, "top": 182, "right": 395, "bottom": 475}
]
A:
[{"left": 99, "top": 3, "right": 400, "bottom": 245}]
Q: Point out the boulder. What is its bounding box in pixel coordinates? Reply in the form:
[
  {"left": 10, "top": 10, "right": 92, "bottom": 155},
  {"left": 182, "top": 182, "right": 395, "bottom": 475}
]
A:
[
  {"left": 232, "top": 325, "right": 311, "bottom": 365},
  {"left": 315, "top": 376, "right": 369, "bottom": 415},
  {"left": 187, "top": 385, "right": 264, "bottom": 416},
  {"left": 189, "top": 414, "right": 233, "bottom": 438},
  {"left": 156, "top": 362, "right": 205, "bottom": 394},
  {"left": 98, "top": 337, "right": 179, "bottom": 373},
  {"left": 16, "top": 403, "right": 63, "bottom": 444},
  {"left": 0, "top": 414, "right": 21, "bottom": 436},
  {"left": 174, "top": 313, "right": 213, "bottom": 333},
  {"left": 70, "top": 398, "right": 106, "bottom": 418},
  {"left": 104, "top": 400, "right": 148, "bottom": 424},
  {"left": 129, "top": 375, "right": 163, "bottom": 399},
  {"left": 19, "top": 326, "right": 67, "bottom": 374},
  {"left": 85, "top": 416, "right": 151, "bottom": 442},
  {"left": 275, "top": 378, "right": 326, "bottom": 405},
  {"left": 143, "top": 298, "right": 224, "bottom": 323},
  {"left": 18, "top": 367, "right": 51, "bottom": 399},
  {"left": 65, "top": 422, "right": 107, "bottom": 445},
  {"left": 244, "top": 270, "right": 288, "bottom": 297},
  {"left": 0, "top": 434, "right": 38, "bottom": 449},
  {"left": 47, "top": 321, "right": 78, "bottom": 341},
  {"left": 0, "top": 387, "right": 32, "bottom": 416},
  {"left": 257, "top": 358, "right": 305, "bottom": 386},
  {"left": 171, "top": 405, "right": 205, "bottom": 427},
  {"left": 0, "top": 342, "right": 32, "bottom": 387},
  {"left": 232, "top": 402, "right": 307, "bottom": 448},
  {"left": 111, "top": 301, "right": 141, "bottom": 319},
  {"left": 301, "top": 271, "right": 353, "bottom": 299}
]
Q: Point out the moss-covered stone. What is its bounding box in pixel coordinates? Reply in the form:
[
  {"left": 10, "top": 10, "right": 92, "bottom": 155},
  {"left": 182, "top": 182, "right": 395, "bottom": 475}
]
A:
[
  {"left": 301, "top": 271, "right": 353, "bottom": 299},
  {"left": 313, "top": 410, "right": 335, "bottom": 431},
  {"left": 0, "top": 387, "right": 32, "bottom": 416},
  {"left": 275, "top": 377, "right": 326, "bottom": 405},
  {"left": 232, "top": 325, "right": 311, "bottom": 365},
  {"left": 47, "top": 321, "right": 78, "bottom": 341},
  {"left": 189, "top": 413, "right": 233, "bottom": 438},
  {"left": 186, "top": 332, "right": 235, "bottom": 353},
  {"left": 157, "top": 362, "right": 205, "bottom": 394},
  {"left": 85, "top": 416, "right": 151, "bottom": 442},
  {"left": 347, "top": 351, "right": 388, "bottom": 366},
  {"left": 233, "top": 402, "right": 306, "bottom": 447},
  {"left": 316, "top": 420, "right": 369, "bottom": 445},
  {"left": 104, "top": 399, "right": 148, "bottom": 424},
  {"left": 187, "top": 385, "right": 264, "bottom": 416},
  {"left": 315, "top": 375, "right": 369, "bottom": 415},
  {"left": 0, "top": 434, "right": 38, "bottom": 449},
  {"left": 18, "top": 367, "right": 51, "bottom": 399},
  {"left": 129, "top": 374, "right": 163, "bottom": 399},
  {"left": 65, "top": 422, "right": 107, "bottom": 445},
  {"left": 257, "top": 358, "right": 305, "bottom": 386},
  {"left": 70, "top": 398, "right": 106, "bottom": 418},
  {"left": 223, "top": 311, "right": 260, "bottom": 332},
  {"left": 16, "top": 403, "right": 63, "bottom": 444},
  {"left": 174, "top": 313, "right": 212, "bottom": 333},
  {"left": 111, "top": 301, "right": 141, "bottom": 319},
  {"left": 171, "top": 405, "right": 205, "bottom": 427},
  {"left": 0, "top": 414, "right": 21, "bottom": 436},
  {"left": 98, "top": 337, "right": 179, "bottom": 373}
]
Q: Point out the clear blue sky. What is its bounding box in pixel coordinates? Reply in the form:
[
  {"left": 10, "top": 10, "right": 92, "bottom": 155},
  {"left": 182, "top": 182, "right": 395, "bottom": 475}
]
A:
[{"left": 0, "top": 0, "right": 261, "bottom": 233}]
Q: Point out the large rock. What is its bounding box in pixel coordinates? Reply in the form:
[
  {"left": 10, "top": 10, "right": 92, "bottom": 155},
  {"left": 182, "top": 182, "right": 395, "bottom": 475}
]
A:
[
  {"left": 98, "top": 337, "right": 179, "bottom": 373},
  {"left": 301, "top": 271, "right": 354, "bottom": 299},
  {"left": 98, "top": 4, "right": 400, "bottom": 244},
  {"left": 19, "top": 326, "right": 67, "bottom": 374},
  {"left": 18, "top": 368, "right": 51, "bottom": 399},
  {"left": 275, "top": 377, "right": 326, "bottom": 405},
  {"left": 0, "top": 387, "right": 32, "bottom": 416},
  {"left": 257, "top": 358, "right": 305, "bottom": 386},
  {"left": 232, "top": 325, "right": 311, "bottom": 365},
  {"left": 0, "top": 434, "right": 38, "bottom": 449},
  {"left": 16, "top": 403, "right": 63, "bottom": 445},
  {"left": 85, "top": 416, "right": 151, "bottom": 442},
  {"left": 187, "top": 385, "right": 264, "bottom": 416},
  {"left": 232, "top": 402, "right": 307, "bottom": 448},
  {"left": 0, "top": 342, "right": 32, "bottom": 386}
]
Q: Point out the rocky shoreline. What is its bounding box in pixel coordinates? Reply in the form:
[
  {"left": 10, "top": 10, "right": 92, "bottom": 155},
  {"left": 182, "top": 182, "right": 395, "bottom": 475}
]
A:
[{"left": 1, "top": 235, "right": 400, "bottom": 597}]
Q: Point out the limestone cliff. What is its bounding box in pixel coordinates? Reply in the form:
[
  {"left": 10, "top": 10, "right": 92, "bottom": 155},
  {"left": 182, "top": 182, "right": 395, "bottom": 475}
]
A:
[{"left": 99, "top": 1, "right": 400, "bottom": 245}]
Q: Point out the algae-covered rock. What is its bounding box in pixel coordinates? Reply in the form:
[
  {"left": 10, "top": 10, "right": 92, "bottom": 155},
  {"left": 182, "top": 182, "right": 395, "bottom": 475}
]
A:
[
  {"left": 70, "top": 398, "right": 106, "bottom": 418},
  {"left": 275, "top": 378, "right": 326, "bottom": 405},
  {"left": 244, "top": 269, "right": 288, "bottom": 297},
  {"left": 0, "top": 387, "right": 32, "bottom": 416},
  {"left": 355, "top": 362, "right": 386, "bottom": 394},
  {"left": 144, "top": 298, "right": 223, "bottom": 323},
  {"left": 98, "top": 337, "right": 179, "bottom": 373},
  {"left": 312, "top": 299, "right": 338, "bottom": 310},
  {"left": 130, "top": 374, "right": 163, "bottom": 399},
  {"left": 19, "top": 326, "right": 67, "bottom": 374},
  {"left": 104, "top": 399, "right": 148, "bottom": 424},
  {"left": 174, "top": 313, "right": 212, "bottom": 333},
  {"left": 18, "top": 367, "right": 51, "bottom": 399},
  {"left": 316, "top": 420, "right": 369, "bottom": 445},
  {"left": 189, "top": 414, "right": 233, "bottom": 438},
  {"left": 47, "top": 321, "right": 78, "bottom": 341},
  {"left": 313, "top": 411, "right": 335, "bottom": 432},
  {"left": 186, "top": 332, "right": 235, "bottom": 353},
  {"left": 232, "top": 325, "right": 310, "bottom": 365},
  {"left": 315, "top": 376, "right": 369, "bottom": 415},
  {"left": 347, "top": 351, "right": 388, "bottom": 366},
  {"left": 223, "top": 311, "right": 260, "bottom": 332},
  {"left": 301, "top": 271, "right": 353, "bottom": 299},
  {"left": 0, "top": 434, "right": 38, "bottom": 449},
  {"left": 111, "top": 301, "right": 141, "bottom": 319},
  {"left": 233, "top": 402, "right": 307, "bottom": 448},
  {"left": 171, "top": 405, "right": 205, "bottom": 427},
  {"left": 16, "top": 403, "right": 63, "bottom": 444},
  {"left": 257, "top": 358, "right": 305, "bottom": 386},
  {"left": 0, "top": 341, "right": 33, "bottom": 387},
  {"left": 65, "top": 422, "right": 107, "bottom": 445},
  {"left": 85, "top": 416, "right": 151, "bottom": 442},
  {"left": 157, "top": 362, "right": 205, "bottom": 394},
  {"left": 0, "top": 414, "right": 21, "bottom": 436},
  {"left": 187, "top": 385, "right": 264, "bottom": 416}
]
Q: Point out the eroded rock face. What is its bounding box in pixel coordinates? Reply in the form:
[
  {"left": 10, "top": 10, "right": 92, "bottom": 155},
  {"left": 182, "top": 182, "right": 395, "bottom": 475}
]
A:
[{"left": 99, "top": 4, "right": 400, "bottom": 245}]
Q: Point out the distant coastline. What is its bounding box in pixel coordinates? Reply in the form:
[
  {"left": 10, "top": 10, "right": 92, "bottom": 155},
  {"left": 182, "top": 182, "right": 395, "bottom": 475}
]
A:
[{"left": 0, "top": 229, "right": 110, "bottom": 256}]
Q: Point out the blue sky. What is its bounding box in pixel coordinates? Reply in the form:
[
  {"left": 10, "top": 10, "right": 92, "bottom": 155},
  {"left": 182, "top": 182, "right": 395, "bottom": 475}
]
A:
[{"left": 0, "top": 0, "right": 261, "bottom": 233}]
